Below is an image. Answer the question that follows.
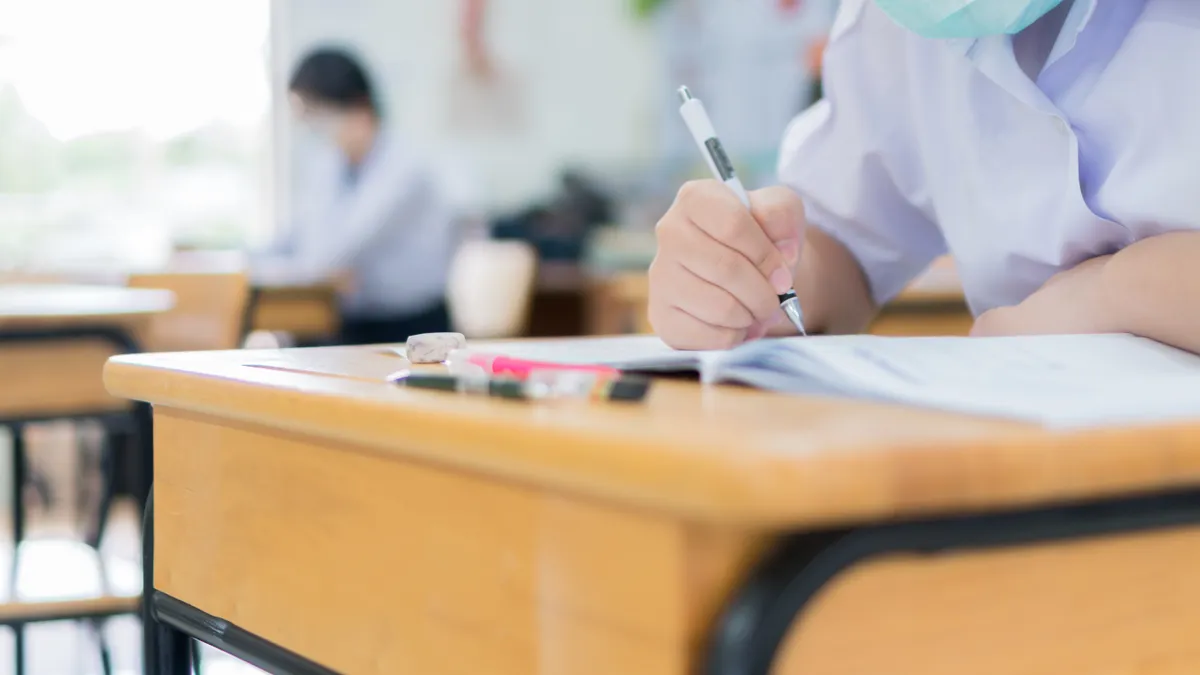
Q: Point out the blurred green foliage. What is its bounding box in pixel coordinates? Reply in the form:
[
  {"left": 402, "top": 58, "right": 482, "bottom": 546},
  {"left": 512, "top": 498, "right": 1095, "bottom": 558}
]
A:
[{"left": 632, "top": 0, "right": 667, "bottom": 18}]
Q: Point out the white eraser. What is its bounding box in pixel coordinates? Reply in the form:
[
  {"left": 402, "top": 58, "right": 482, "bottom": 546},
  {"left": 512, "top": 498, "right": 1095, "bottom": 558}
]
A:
[{"left": 405, "top": 332, "right": 467, "bottom": 364}]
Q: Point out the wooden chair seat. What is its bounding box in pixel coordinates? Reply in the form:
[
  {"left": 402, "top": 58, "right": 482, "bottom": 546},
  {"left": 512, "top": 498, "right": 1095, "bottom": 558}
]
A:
[{"left": 0, "top": 539, "right": 141, "bottom": 625}]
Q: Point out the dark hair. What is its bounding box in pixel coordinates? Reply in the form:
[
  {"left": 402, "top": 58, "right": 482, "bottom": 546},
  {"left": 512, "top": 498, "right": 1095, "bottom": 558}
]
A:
[{"left": 289, "top": 47, "right": 380, "bottom": 115}]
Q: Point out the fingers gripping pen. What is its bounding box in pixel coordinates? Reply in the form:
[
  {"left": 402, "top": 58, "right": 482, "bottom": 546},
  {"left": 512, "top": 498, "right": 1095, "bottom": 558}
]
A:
[{"left": 677, "top": 85, "right": 807, "bottom": 336}]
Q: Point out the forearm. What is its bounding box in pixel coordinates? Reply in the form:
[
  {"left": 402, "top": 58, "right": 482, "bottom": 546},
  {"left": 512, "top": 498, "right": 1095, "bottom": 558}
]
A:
[{"left": 1105, "top": 231, "right": 1200, "bottom": 353}]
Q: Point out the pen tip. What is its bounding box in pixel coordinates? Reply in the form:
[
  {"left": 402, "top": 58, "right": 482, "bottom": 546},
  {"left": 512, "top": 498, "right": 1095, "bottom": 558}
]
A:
[{"left": 780, "top": 296, "right": 806, "bottom": 336}]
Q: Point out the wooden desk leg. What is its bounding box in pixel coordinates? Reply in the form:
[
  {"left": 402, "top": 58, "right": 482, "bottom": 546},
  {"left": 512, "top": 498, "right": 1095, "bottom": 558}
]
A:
[
  {"left": 143, "top": 489, "right": 193, "bottom": 675},
  {"left": 705, "top": 491, "right": 1200, "bottom": 675}
]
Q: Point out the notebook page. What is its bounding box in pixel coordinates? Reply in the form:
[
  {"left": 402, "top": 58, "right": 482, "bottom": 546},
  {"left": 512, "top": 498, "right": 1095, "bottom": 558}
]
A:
[{"left": 719, "top": 334, "right": 1200, "bottom": 427}]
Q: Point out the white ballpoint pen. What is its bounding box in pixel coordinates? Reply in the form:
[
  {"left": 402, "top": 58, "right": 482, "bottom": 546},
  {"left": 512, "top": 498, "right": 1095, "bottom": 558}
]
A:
[{"left": 677, "top": 85, "right": 807, "bottom": 336}]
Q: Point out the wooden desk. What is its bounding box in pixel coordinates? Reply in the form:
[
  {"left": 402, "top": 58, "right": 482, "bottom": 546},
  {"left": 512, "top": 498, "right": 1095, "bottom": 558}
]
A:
[
  {"left": 588, "top": 272, "right": 652, "bottom": 335},
  {"left": 108, "top": 345, "right": 1200, "bottom": 675},
  {"left": 868, "top": 257, "right": 972, "bottom": 336},
  {"left": 246, "top": 281, "right": 342, "bottom": 344},
  {"left": 5, "top": 254, "right": 345, "bottom": 344},
  {"left": 0, "top": 284, "right": 174, "bottom": 420},
  {"left": 1, "top": 284, "right": 172, "bottom": 674},
  {"left": 151, "top": 254, "right": 345, "bottom": 344}
]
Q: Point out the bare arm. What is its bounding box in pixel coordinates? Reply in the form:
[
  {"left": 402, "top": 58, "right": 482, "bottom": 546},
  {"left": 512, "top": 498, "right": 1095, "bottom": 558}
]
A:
[
  {"left": 972, "top": 231, "right": 1200, "bottom": 354},
  {"left": 771, "top": 226, "right": 876, "bottom": 336}
]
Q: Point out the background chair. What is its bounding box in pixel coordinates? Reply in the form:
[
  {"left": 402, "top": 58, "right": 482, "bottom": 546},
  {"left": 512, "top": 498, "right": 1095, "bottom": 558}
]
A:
[{"left": 126, "top": 272, "right": 250, "bottom": 353}]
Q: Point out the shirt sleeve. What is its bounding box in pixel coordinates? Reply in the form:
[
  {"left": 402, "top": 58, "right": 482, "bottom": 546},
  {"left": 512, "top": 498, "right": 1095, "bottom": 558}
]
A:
[
  {"left": 777, "top": 0, "right": 947, "bottom": 305},
  {"left": 253, "top": 145, "right": 436, "bottom": 285}
]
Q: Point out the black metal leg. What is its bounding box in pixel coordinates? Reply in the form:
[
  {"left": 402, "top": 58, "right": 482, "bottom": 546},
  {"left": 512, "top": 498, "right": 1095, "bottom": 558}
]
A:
[
  {"left": 14, "top": 624, "right": 24, "bottom": 675},
  {"left": 87, "top": 428, "right": 120, "bottom": 550},
  {"left": 10, "top": 424, "right": 26, "bottom": 675},
  {"left": 91, "top": 619, "right": 114, "bottom": 675},
  {"left": 192, "top": 638, "right": 203, "bottom": 675},
  {"left": 143, "top": 489, "right": 192, "bottom": 675},
  {"left": 705, "top": 490, "right": 1200, "bottom": 675},
  {"left": 11, "top": 423, "right": 25, "bottom": 550},
  {"left": 134, "top": 403, "right": 153, "bottom": 528}
]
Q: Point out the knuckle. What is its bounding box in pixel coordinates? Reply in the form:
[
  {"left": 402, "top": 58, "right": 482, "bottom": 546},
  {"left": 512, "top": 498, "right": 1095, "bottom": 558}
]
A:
[
  {"left": 717, "top": 328, "right": 744, "bottom": 350},
  {"left": 677, "top": 179, "right": 716, "bottom": 204},
  {"left": 675, "top": 181, "right": 701, "bottom": 207},
  {"left": 654, "top": 210, "right": 680, "bottom": 239},
  {"left": 750, "top": 243, "right": 779, "bottom": 272},
  {"left": 710, "top": 210, "right": 742, "bottom": 243},
  {"left": 712, "top": 248, "right": 744, "bottom": 283},
  {"left": 749, "top": 295, "right": 778, "bottom": 322},
  {"left": 757, "top": 200, "right": 791, "bottom": 229},
  {"left": 647, "top": 303, "right": 669, "bottom": 335},
  {"left": 753, "top": 187, "right": 806, "bottom": 237},
  {"left": 647, "top": 258, "right": 673, "bottom": 301},
  {"left": 716, "top": 294, "right": 749, "bottom": 328},
  {"left": 654, "top": 215, "right": 688, "bottom": 252}
]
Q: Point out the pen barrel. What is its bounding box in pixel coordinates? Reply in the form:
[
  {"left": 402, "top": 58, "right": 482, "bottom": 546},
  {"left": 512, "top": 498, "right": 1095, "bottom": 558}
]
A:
[
  {"left": 723, "top": 175, "right": 752, "bottom": 209},
  {"left": 680, "top": 99, "right": 723, "bottom": 181},
  {"left": 680, "top": 98, "right": 750, "bottom": 207}
]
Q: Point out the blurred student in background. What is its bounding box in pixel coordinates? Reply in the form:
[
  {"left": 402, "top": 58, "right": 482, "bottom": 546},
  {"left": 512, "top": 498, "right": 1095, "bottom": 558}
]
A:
[
  {"left": 650, "top": 0, "right": 1200, "bottom": 355},
  {"left": 253, "top": 47, "right": 457, "bottom": 345}
]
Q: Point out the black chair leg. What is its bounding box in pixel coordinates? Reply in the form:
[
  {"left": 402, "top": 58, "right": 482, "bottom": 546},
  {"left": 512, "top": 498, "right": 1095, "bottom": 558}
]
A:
[
  {"left": 13, "top": 624, "right": 25, "bottom": 675},
  {"left": 9, "top": 424, "right": 25, "bottom": 675},
  {"left": 86, "top": 429, "right": 119, "bottom": 550},
  {"left": 192, "top": 638, "right": 203, "bottom": 674},
  {"left": 12, "top": 423, "right": 26, "bottom": 551},
  {"left": 91, "top": 618, "right": 113, "bottom": 675}
]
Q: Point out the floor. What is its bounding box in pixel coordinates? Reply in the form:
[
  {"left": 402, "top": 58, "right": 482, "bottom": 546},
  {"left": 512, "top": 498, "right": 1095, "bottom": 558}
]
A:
[{"left": 0, "top": 424, "right": 265, "bottom": 675}]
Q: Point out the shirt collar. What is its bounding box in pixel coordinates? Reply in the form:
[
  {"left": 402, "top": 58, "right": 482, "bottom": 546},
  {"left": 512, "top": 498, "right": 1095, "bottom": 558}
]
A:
[
  {"left": 1044, "top": 0, "right": 1097, "bottom": 71},
  {"left": 942, "top": 0, "right": 1097, "bottom": 61}
]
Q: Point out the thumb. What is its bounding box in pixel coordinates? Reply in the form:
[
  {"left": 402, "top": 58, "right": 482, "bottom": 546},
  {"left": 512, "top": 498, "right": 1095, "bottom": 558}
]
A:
[{"left": 748, "top": 186, "right": 807, "bottom": 269}]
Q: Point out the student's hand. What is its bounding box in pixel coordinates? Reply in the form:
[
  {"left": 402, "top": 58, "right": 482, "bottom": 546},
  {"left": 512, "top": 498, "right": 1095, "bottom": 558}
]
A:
[
  {"left": 971, "top": 255, "right": 1116, "bottom": 337},
  {"left": 649, "top": 182, "right": 805, "bottom": 350}
]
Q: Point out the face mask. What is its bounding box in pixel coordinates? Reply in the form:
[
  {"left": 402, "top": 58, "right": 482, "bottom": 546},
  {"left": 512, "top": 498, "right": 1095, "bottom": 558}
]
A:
[
  {"left": 300, "top": 112, "right": 345, "bottom": 142},
  {"left": 872, "top": 0, "right": 1065, "bottom": 39}
]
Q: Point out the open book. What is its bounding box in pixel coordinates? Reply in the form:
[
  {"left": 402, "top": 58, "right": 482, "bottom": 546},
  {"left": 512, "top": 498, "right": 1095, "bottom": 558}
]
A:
[{"left": 482, "top": 334, "right": 1200, "bottom": 428}]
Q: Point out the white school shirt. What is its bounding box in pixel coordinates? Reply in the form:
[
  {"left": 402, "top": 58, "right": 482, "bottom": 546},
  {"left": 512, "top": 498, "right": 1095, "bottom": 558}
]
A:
[
  {"left": 778, "top": 0, "right": 1199, "bottom": 315},
  {"left": 254, "top": 132, "right": 457, "bottom": 318}
]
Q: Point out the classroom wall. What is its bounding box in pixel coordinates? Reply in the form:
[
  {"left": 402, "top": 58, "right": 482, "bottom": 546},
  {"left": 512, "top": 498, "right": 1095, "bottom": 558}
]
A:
[
  {"left": 272, "top": 0, "right": 661, "bottom": 217},
  {"left": 270, "top": 0, "right": 837, "bottom": 230}
]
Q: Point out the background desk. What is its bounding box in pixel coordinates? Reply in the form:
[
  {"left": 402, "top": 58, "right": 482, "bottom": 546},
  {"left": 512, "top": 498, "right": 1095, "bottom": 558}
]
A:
[
  {"left": 586, "top": 256, "right": 972, "bottom": 338},
  {"left": 869, "top": 256, "right": 972, "bottom": 337},
  {"left": 244, "top": 280, "right": 342, "bottom": 345},
  {"left": 107, "top": 345, "right": 1200, "bottom": 675},
  {"left": 0, "top": 283, "right": 173, "bottom": 674},
  {"left": 0, "top": 284, "right": 173, "bottom": 420},
  {"left": 4, "top": 254, "right": 346, "bottom": 345}
]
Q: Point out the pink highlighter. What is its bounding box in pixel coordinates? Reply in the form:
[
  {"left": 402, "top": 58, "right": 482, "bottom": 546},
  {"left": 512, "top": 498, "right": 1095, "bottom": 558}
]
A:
[{"left": 454, "top": 352, "right": 622, "bottom": 380}]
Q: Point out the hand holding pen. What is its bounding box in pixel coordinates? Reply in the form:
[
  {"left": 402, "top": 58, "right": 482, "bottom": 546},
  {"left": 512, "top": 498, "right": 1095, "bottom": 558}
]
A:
[{"left": 647, "top": 87, "right": 809, "bottom": 350}]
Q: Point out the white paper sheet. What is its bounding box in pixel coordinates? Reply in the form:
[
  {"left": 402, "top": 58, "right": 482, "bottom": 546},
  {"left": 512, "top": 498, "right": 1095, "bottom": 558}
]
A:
[
  {"left": 474, "top": 333, "right": 1200, "bottom": 427},
  {"left": 722, "top": 334, "right": 1200, "bottom": 427}
]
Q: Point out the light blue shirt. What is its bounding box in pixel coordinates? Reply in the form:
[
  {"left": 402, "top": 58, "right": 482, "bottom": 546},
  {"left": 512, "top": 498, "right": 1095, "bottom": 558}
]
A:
[
  {"left": 254, "top": 132, "right": 457, "bottom": 318},
  {"left": 779, "top": 0, "right": 1193, "bottom": 315}
]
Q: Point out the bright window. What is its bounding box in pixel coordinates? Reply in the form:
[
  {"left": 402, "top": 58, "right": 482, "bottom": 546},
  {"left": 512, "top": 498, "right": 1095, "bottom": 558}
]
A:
[{"left": 0, "top": 0, "right": 271, "bottom": 270}]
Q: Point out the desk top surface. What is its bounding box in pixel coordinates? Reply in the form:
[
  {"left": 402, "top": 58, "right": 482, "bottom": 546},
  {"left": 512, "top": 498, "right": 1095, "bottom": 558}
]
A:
[
  {"left": 0, "top": 284, "right": 174, "bottom": 328},
  {"left": 4, "top": 252, "right": 346, "bottom": 294},
  {"left": 105, "top": 343, "right": 1200, "bottom": 527}
]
